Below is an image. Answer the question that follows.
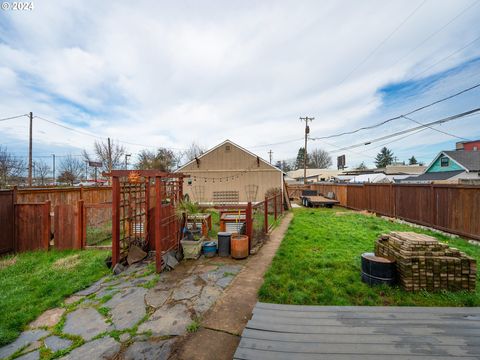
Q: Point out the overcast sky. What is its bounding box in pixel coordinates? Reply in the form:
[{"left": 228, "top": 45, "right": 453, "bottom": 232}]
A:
[{"left": 1, "top": 0, "right": 480, "bottom": 169}]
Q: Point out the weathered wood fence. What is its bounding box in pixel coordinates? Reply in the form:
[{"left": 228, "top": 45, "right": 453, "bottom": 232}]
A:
[
  {"left": 288, "top": 183, "right": 480, "bottom": 240},
  {"left": 0, "top": 187, "right": 112, "bottom": 254}
]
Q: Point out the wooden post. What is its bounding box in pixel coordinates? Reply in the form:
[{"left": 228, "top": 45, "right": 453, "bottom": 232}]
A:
[
  {"left": 76, "top": 200, "right": 84, "bottom": 249},
  {"left": 145, "top": 178, "right": 150, "bottom": 247},
  {"left": 155, "top": 176, "right": 162, "bottom": 273},
  {"left": 80, "top": 185, "right": 84, "bottom": 200},
  {"left": 112, "top": 177, "right": 120, "bottom": 267},
  {"left": 264, "top": 196, "right": 268, "bottom": 233},
  {"left": 274, "top": 194, "right": 278, "bottom": 221},
  {"left": 44, "top": 201, "right": 51, "bottom": 250},
  {"left": 246, "top": 202, "right": 252, "bottom": 254}
]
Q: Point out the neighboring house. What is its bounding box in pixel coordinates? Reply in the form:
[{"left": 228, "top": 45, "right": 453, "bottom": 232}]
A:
[
  {"left": 337, "top": 164, "right": 426, "bottom": 183},
  {"left": 401, "top": 150, "right": 480, "bottom": 184},
  {"left": 286, "top": 169, "right": 341, "bottom": 183},
  {"left": 456, "top": 140, "right": 480, "bottom": 151},
  {"left": 176, "top": 140, "right": 283, "bottom": 204}
]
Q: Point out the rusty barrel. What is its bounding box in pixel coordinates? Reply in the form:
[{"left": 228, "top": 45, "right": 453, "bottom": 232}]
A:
[{"left": 231, "top": 234, "right": 249, "bottom": 259}]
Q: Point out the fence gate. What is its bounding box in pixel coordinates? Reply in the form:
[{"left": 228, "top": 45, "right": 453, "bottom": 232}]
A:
[
  {"left": 110, "top": 170, "right": 184, "bottom": 272},
  {"left": 0, "top": 190, "right": 15, "bottom": 254}
]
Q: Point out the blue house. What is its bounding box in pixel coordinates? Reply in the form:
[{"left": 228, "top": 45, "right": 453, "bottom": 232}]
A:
[{"left": 402, "top": 150, "right": 480, "bottom": 184}]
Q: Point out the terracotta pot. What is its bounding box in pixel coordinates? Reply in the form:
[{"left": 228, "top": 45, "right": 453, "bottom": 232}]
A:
[{"left": 231, "top": 234, "right": 249, "bottom": 259}]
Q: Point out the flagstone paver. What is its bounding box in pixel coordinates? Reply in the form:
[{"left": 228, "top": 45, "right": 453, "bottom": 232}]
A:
[
  {"left": 0, "top": 329, "right": 48, "bottom": 359},
  {"left": 59, "top": 337, "right": 120, "bottom": 360},
  {"left": 15, "top": 350, "right": 40, "bottom": 360},
  {"left": 28, "top": 308, "right": 65, "bottom": 329},
  {"left": 105, "top": 287, "right": 148, "bottom": 330},
  {"left": 43, "top": 336, "right": 73, "bottom": 352},
  {"left": 138, "top": 303, "right": 192, "bottom": 336},
  {"left": 123, "top": 339, "right": 174, "bottom": 360},
  {"left": 62, "top": 308, "right": 111, "bottom": 341}
]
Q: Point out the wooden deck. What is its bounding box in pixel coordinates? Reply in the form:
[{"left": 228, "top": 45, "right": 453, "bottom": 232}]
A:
[{"left": 234, "top": 302, "right": 480, "bottom": 360}]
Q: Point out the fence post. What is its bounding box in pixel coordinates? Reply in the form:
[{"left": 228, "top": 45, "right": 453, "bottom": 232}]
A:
[
  {"left": 264, "top": 196, "right": 268, "bottom": 233},
  {"left": 274, "top": 194, "right": 278, "bottom": 221},
  {"left": 112, "top": 177, "right": 120, "bottom": 267},
  {"left": 280, "top": 193, "right": 283, "bottom": 216},
  {"left": 76, "top": 200, "right": 84, "bottom": 249},
  {"left": 43, "top": 201, "right": 51, "bottom": 250},
  {"left": 155, "top": 176, "right": 162, "bottom": 273},
  {"left": 246, "top": 202, "right": 252, "bottom": 254}
]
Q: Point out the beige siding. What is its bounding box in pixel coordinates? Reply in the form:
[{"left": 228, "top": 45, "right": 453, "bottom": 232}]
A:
[{"left": 179, "top": 141, "right": 282, "bottom": 203}]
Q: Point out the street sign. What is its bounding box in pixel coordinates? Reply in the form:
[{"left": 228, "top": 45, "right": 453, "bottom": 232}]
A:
[{"left": 88, "top": 161, "right": 102, "bottom": 167}]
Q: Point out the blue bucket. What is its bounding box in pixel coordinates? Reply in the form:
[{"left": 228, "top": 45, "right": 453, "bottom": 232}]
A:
[{"left": 203, "top": 241, "right": 217, "bottom": 257}]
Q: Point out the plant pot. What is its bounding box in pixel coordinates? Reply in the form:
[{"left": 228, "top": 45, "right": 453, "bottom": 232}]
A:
[
  {"left": 231, "top": 234, "right": 249, "bottom": 259},
  {"left": 181, "top": 239, "right": 202, "bottom": 260}
]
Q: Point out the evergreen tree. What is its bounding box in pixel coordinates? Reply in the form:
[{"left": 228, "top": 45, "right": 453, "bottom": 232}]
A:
[
  {"left": 295, "top": 147, "right": 306, "bottom": 170},
  {"left": 408, "top": 156, "right": 418, "bottom": 165},
  {"left": 355, "top": 162, "right": 368, "bottom": 170},
  {"left": 374, "top": 147, "right": 394, "bottom": 168}
]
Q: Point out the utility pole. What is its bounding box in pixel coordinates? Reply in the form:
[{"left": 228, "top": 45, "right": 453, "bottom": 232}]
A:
[
  {"left": 107, "top": 137, "right": 113, "bottom": 174},
  {"left": 268, "top": 150, "right": 273, "bottom": 164},
  {"left": 28, "top": 112, "right": 33, "bottom": 187},
  {"left": 52, "top": 154, "right": 56, "bottom": 186},
  {"left": 125, "top": 154, "right": 131, "bottom": 170},
  {"left": 300, "top": 116, "right": 314, "bottom": 184}
]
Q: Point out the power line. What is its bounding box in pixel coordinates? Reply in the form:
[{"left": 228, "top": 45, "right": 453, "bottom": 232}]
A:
[
  {"left": 310, "top": 82, "right": 480, "bottom": 140},
  {"left": 0, "top": 114, "right": 28, "bottom": 122},
  {"left": 401, "top": 115, "right": 470, "bottom": 141},
  {"left": 323, "top": 107, "right": 480, "bottom": 153}
]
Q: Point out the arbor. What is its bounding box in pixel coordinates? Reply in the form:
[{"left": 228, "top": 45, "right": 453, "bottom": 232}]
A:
[
  {"left": 34, "top": 160, "right": 51, "bottom": 185},
  {"left": 58, "top": 155, "right": 83, "bottom": 185},
  {"left": 374, "top": 147, "right": 394, "bottom": 168},
  {"left": 309, "top": 148, "right": 332, "bottom": 168},
  {"left": 408, "top": 156, "right": 418, "bottom": 165},
  {"left": 295, "top": 147, "right": 306, "bottom": 170},
  {"left": 0, "top": 146, "right": 25, "bottom": 188},
  {"left": 136, "top": 148, "right": 178, "bottom": 172}
]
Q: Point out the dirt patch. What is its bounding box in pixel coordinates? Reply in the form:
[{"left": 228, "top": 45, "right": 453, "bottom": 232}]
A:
[
  {"left": 0, "top": 256, "right": 17, "bottom": 270},
  {"left": 335, "top": 210, "right": 374, "bottom": 217},
  {"left": 52, "top": 254, "right": 80, "bottom": 270}
]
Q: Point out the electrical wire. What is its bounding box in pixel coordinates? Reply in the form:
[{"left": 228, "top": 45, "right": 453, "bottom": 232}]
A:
[
  {"left": 325, "top": 107, "right": 480, "bottom": 153},
  {"left": 310, "top": 82, "right": 480, "bottom": 140},
  {"left": 0, "top": 114, "right": 28, "bottom": 122},
  {"left": 401, "top": 115, "right": 470, "bottom": 141}
]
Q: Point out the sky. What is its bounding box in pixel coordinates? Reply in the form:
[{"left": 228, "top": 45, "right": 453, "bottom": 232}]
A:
[{"left": 1, "top": 0, "right": 480, "bottom": 170}]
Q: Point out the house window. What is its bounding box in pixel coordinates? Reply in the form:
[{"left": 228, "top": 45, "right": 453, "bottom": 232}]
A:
[
  {"left": 440, "top": 157, "right": 449, "bottom": 167},
  {"left": 225, "top": 145, "right": 231, "bottom": 152}
]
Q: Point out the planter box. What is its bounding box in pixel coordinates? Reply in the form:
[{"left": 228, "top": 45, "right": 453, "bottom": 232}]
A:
[{"left": 181, "top": 239, "right": 202, "bottom": 260}]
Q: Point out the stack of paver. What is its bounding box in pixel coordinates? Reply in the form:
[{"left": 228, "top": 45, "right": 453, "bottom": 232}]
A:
[{"left": 375, "top": 231, "right": 476, "bottom": 292}]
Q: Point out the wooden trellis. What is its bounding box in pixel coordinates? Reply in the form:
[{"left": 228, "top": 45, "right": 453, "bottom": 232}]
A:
[{"left": 110, "top": 170, "right": 185, "bottom": 272}]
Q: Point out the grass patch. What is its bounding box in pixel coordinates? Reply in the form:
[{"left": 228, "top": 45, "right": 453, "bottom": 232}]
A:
[
  {"left": 0, "top": 249, "right": 109, "bottom": 346},
  {"left": 259, "top": 208, "right": 480, "bottom": 306},
  {"left": 186, "top": 320, "right": 200, "bottom": 333}
]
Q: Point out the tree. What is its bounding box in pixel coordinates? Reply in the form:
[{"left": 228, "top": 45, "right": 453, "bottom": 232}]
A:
[
  {"left": 309, "top": 148, "right": 332, "bottom": 168},
  {"left": 184, "top": 142, "right": 206, "bottom": 162},
  {"left": 374, "top": 147, "right": 394, "bottom": 168},
  {"left": 355, "top": 162, "right": 368, "bottom": 171},
  {"left": 58, "top": 155, "right": 83, "bottom": 185},
  {"left": 295, "top": 147, "right": 306, "bottom": 170},
  {"left": 0, "top": 146, "right": 25, "bottom": 188},
  {"left": 83, "top": 139, "right": 126, "bottom": 175},
  {"left": 136, "top": 148, "right": 177, "bottom": 172},
  {"left": 275, "top": 160, "right": 293, "bottom": 172},
  {"left": 408, "top": 156, "right": 418, "bottom": 165},
  {"left": 34, "top": 160, "right": 51, "bottom": 185}
]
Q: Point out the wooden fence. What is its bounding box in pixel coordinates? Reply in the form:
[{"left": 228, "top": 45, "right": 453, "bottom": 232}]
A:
[
  {"left": 0, "top": 186, "right": 112, "bottom": 254},
  {"left": 288, "top": 183, "right": 480, "bottom": 240}
]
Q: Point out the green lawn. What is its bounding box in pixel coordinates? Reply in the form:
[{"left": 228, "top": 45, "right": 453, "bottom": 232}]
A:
[
  {"left": 259, "top": 208, "right": 480, "bottom": 307},
  {"left": 0, "top": 250, "right": 109, "bottom": 346}
]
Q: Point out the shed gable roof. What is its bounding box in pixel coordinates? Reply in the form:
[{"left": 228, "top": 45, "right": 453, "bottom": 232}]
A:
[{"left": 176, "top": 139, "right": 282, "bottom": 172}]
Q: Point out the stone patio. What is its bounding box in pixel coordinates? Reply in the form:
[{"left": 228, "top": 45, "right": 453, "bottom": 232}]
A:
[{"left": 0, "top": 256, "right": 245, "bottom": 360}]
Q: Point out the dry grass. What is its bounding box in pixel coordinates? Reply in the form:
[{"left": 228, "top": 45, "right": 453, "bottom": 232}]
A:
[
  {"left": 52, "top": 254, "right": 80, "bottom": 270},
  {"left": 0, "top": 256, "right": 17, "bottom": 270}
]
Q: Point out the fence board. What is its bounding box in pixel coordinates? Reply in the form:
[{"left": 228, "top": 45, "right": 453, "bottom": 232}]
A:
[
  {"left": 54, "top": 203, "right": 83, "bottom": 250},
  {"left": 365, "top": 184, "right": 394, "bottom": 216},
  {"left": 395, "top": 185, "right": 434, "bottom": 226},
  {"left": 15, "top": 202, "right": 50, "bottom": 252},
  {"left": 0, "top": 190, "right": 15, "bottom": 254}
]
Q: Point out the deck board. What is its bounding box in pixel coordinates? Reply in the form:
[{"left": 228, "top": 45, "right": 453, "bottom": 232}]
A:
[{"left": 234, "top": 303, "right": 480, "bottom": 359}]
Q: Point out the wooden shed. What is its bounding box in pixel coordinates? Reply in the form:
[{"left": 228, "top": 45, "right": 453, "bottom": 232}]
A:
[{"left": 176, "top": 140, "right": 283, "bottom": 204}]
